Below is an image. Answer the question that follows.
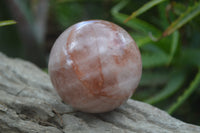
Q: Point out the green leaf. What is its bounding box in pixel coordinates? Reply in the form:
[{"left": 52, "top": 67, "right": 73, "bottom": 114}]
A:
[
  {"left": 157, "top": 2, "right": 169, "bottom": 29},
  {"left": 111, "top": 0, "right": 128, "bottom": 16},
  {"left": 145, "top": 70, "right": 186, "bottom": 104},
  {"left": 168, "top": 67, "right": 200, "bottom": 114},
  {"left": 141, "top": 44, "right": 169, "bottom": 68},
  {"left": 111, "top": 0, "right": 161, "bottom": 45},
  {"left": 168, "top": 30, "right": 179, "bottom": 64},
  {"left": 125, "top": 18, "right": 161, "bottom": 36},
  {"left": 111, "top": 1, "right": 161, "bottom": 35},
  {"left": 163, "top": 2, "right": 200, "bottom": 37},
  {"left": 133, "top": 35, "right": 153, "bottom": 47},
  {"left": 140, "top": 70, "right": 170, "bottom": 86},
  {"left": 124, "top": 0, "right": 167, "bottom": 22},
  {"left": 0, "top": 20, "right": 17, "bottom": 27},
  {"left": 142, "top": 52, "right": 169, "bottom": 68}
]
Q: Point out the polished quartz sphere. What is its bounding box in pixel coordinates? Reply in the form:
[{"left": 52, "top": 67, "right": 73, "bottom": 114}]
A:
[{"left": 48, "top": 20, "right": 142, "bottom": 113}]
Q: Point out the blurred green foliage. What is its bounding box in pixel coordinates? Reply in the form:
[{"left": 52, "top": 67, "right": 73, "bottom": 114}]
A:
[
  {"left": 49, "top": 0, "right": 113, "bottom": 29},
  {"left": 111, "top": 0, "right": 200, "bottom": 125},
  {"left": 1, "top": 0, "right": 200, "bottom": 125}
]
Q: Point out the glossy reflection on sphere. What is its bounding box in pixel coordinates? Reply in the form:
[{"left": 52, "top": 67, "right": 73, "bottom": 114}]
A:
[{"left": 48, "top": 20, "right": 142, "bottom": 113}]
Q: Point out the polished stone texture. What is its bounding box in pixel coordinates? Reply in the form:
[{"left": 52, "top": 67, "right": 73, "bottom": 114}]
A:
[{"left": 48, "top": 20, "right": 142, "bottom": 113}]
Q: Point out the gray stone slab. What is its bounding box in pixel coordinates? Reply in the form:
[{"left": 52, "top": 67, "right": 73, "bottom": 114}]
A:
[{"left": 0, "top": 52, "right": 200, "bottom": 133}]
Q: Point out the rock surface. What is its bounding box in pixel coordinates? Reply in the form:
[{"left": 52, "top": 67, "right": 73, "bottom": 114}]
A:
[{"left": 0, "top": 52, "right": 200, "bottom": 133}]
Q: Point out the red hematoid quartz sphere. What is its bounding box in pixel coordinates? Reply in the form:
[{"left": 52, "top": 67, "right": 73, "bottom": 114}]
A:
[{"left": 48, "top": 20, "right": 142, "bottom": 113}]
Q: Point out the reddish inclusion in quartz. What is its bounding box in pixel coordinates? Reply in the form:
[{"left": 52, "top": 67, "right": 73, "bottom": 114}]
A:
[{"left": 48, "top": 20, "right": 142, "bottom": 113}]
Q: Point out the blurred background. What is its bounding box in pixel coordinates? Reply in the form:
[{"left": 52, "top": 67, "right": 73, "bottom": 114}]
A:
[{"left": 0, "top": 0, "right": 200, "bottom": 125}]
